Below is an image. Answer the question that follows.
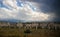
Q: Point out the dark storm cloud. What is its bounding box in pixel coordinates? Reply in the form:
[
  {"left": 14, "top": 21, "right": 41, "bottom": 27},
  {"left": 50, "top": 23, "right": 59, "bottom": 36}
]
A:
[
  {"left": 28, "top": 0, "right": 60, "bottom": 22},
  {"left": 0, "top": 0, "right": 60, "bottom": 22}
]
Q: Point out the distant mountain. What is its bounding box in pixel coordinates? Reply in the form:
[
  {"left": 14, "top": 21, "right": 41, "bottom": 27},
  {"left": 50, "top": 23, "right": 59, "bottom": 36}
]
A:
[{"left": 0, "top": 19, "right": 25, "bottom": 23}]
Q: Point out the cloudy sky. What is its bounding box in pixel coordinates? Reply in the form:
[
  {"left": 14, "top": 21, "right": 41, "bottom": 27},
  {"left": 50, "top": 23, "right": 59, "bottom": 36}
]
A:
[{"left": 0, "top": 0, "right": 60, "bottom": 22}]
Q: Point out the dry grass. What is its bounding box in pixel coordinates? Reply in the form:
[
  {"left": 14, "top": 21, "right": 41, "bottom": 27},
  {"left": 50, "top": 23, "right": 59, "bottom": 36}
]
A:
[{"left": 0, "top": 27, "right": 60, "bottom": 37}]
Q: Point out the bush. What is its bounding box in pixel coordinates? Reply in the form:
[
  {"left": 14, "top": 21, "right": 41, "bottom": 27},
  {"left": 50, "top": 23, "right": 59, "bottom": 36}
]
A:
[{"left": 24, "top": 29, "right": 31, "bottom": 34}]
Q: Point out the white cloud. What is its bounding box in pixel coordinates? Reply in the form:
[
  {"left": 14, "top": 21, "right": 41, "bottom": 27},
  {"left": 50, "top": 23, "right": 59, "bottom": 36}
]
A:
[{"left": 0, "top": 0, "right": 54, "bottom": 22}]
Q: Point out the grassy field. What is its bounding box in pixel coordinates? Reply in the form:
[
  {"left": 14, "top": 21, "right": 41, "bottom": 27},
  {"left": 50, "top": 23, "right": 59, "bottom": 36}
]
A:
[{"left": 0, "top": 27, "right": 60, "bottom": 37}]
